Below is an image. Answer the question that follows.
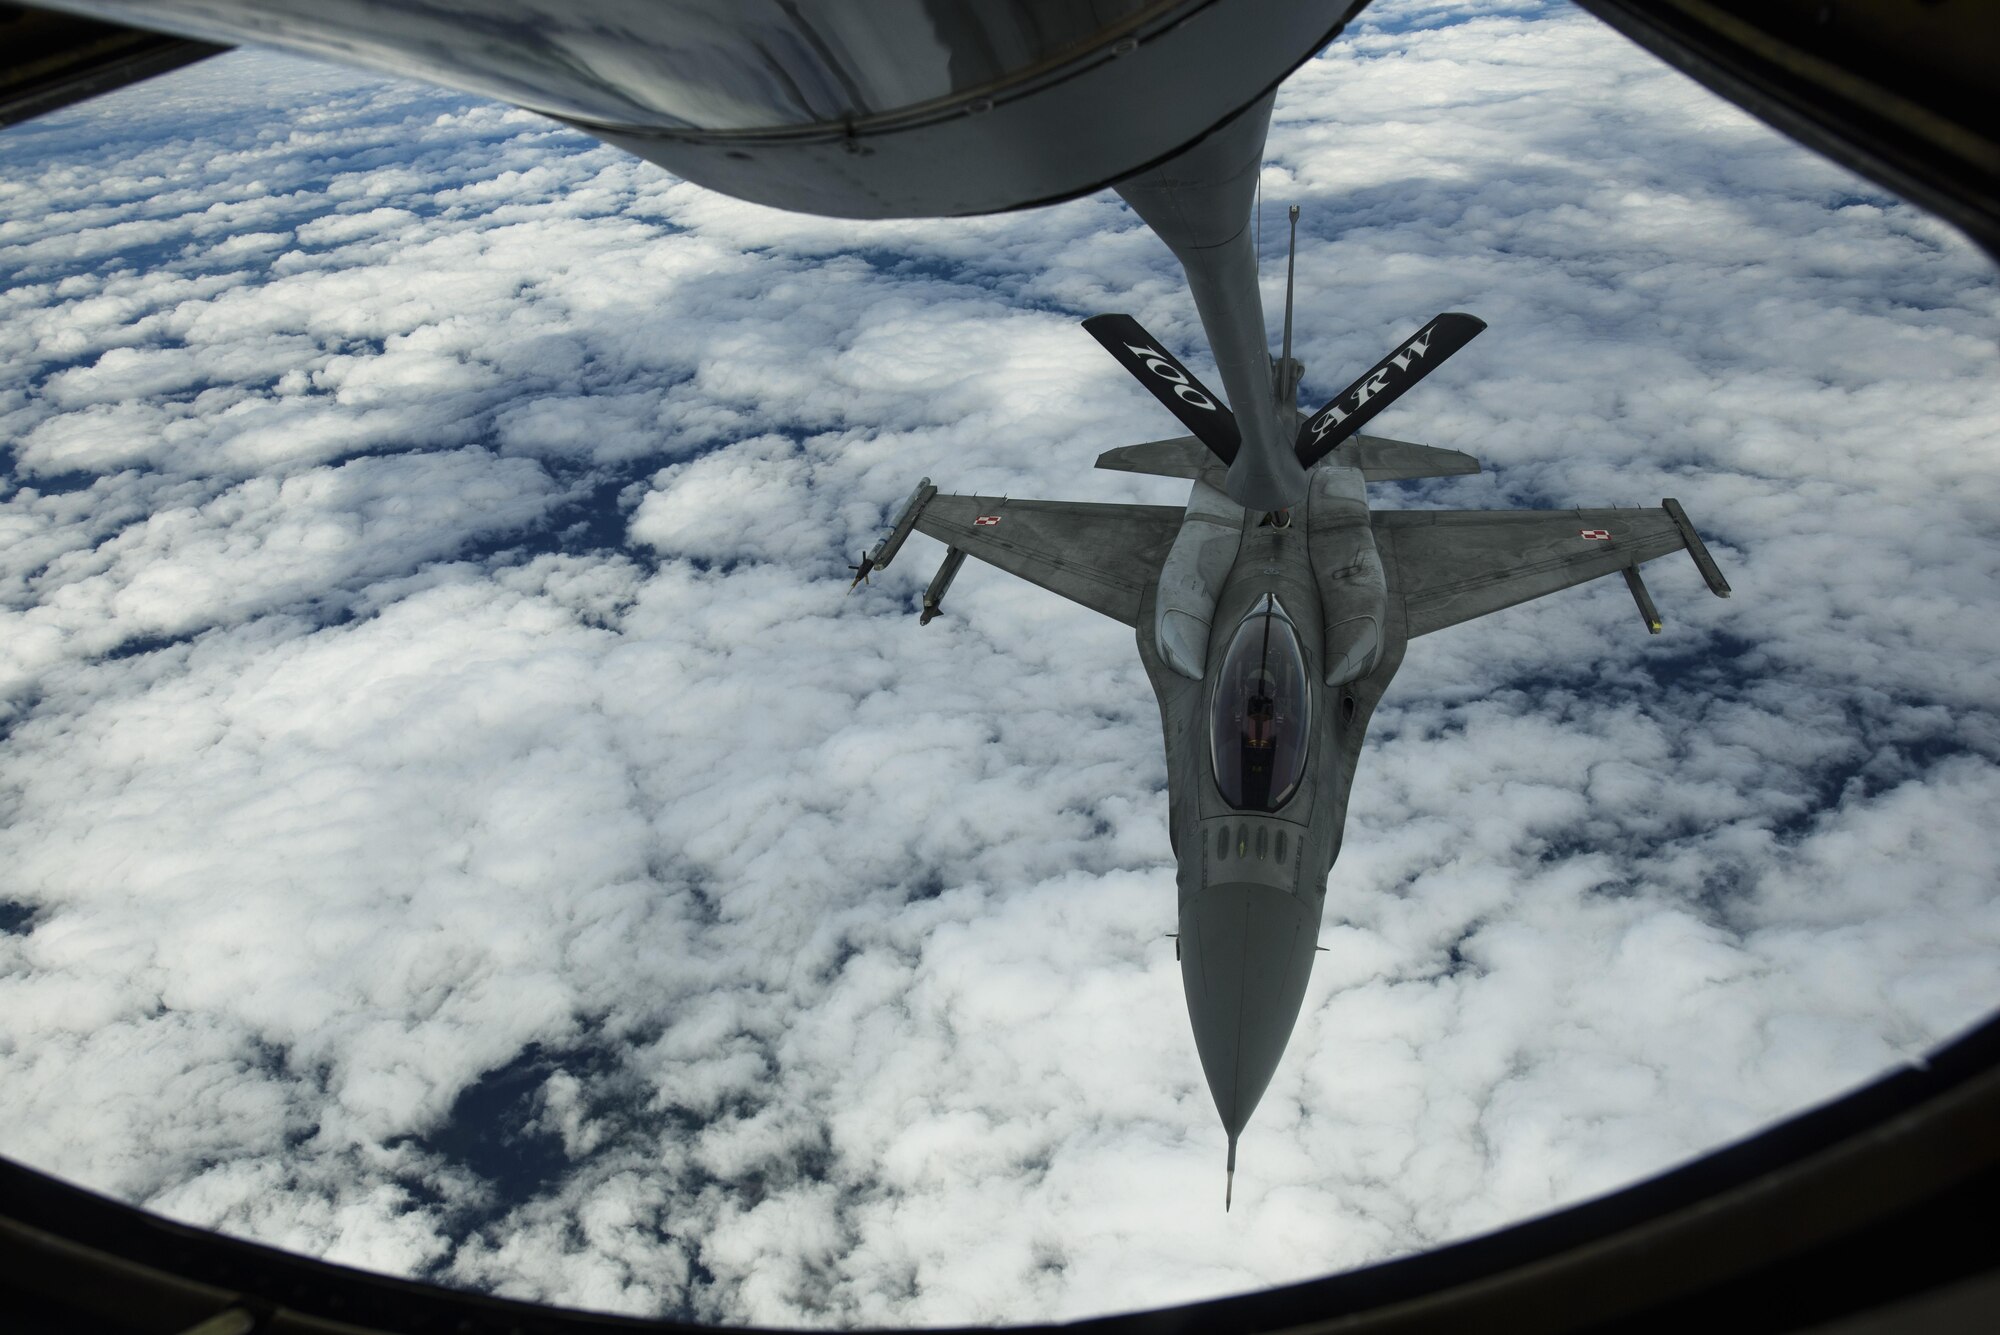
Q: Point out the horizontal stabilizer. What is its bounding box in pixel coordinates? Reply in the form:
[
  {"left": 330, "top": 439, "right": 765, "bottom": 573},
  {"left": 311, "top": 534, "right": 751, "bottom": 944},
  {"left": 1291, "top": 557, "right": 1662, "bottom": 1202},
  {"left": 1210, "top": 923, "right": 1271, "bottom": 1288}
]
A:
[
  {"left": 1296, "top": 313, "right": 1486, "bottom": 469},
  {"left": 1346, "top": 435, "right": 1481, "bottom": 482},
  {"left": 1095, "top": 435, "right": 1212, "bottom": 480},
  {"left": 1084, "top": 314, "right": 1241, "bottom": 466}
]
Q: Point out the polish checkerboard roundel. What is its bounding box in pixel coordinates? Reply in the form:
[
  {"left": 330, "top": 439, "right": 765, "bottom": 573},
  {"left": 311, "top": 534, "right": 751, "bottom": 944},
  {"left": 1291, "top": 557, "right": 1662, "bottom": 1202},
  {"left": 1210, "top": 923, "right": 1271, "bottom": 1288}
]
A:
[
  {"left": 974, "top": 515, "right": 1002, "bottom": 526},
  {"left": 1580, "top": 529, "right": 1610, "bottom": 540}
]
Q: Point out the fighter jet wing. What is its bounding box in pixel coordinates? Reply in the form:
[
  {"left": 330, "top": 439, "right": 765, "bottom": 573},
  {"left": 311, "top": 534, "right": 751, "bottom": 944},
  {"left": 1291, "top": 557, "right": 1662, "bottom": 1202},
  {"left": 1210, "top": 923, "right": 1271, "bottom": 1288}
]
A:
[
  {"left": 914, "top": 494, "right": 1184, "bottom": 628},
  {"left": 1375, "top": 506, "right": 1689, "bottom": 637}
]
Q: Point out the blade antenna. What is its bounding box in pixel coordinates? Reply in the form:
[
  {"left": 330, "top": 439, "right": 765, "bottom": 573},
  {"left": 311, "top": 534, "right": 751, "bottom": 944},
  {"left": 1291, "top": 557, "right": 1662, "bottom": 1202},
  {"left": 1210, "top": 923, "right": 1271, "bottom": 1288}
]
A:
[
  {"left": 1280, "top": 205, "right": 1300, "bottom": 409},
  {"left": 1255, "top": 174, "right": 1262, "bottom": 279}
]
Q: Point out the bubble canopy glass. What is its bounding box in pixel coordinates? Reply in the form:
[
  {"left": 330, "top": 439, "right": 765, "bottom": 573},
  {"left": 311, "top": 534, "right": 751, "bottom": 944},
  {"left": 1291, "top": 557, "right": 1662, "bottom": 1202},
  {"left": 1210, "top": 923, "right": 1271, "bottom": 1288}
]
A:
[{"left": 1209, "top": 594, "right": 1312, "bottom": 812}]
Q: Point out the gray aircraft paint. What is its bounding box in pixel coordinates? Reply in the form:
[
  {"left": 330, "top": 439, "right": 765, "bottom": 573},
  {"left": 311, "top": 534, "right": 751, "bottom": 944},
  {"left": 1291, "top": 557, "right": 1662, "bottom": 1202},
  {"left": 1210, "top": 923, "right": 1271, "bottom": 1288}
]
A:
[
  {"left": 23, "top": 0, "right": 1369, "bottom": 219},
  {"left": 848, "top": 86, "right": 1723, "bottom": 1194},
  {"left": 881, "top": 350, "right": 1723, "bottom": 1207}
]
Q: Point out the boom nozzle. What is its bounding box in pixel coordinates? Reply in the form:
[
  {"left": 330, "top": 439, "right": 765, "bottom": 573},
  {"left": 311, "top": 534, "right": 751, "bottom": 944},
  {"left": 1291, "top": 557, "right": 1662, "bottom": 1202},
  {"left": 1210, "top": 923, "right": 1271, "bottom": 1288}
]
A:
[{"left": 1225, "top": 1134, "right": 1238, "bottom": 1212}]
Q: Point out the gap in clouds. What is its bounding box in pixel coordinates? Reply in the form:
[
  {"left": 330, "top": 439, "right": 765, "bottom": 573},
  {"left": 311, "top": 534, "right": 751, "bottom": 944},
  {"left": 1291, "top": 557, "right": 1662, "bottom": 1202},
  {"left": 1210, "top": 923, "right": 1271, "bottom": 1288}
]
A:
[{"left": 1, "top": 0, "right": 1997, "bottom": 1326}]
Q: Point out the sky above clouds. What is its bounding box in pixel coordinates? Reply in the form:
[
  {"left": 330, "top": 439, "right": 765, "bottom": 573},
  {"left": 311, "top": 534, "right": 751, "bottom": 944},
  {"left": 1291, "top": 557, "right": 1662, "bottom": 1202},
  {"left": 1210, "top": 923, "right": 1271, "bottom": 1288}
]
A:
[{"left": 2, "top": 0, "right": 1998, "bottom": 1325}]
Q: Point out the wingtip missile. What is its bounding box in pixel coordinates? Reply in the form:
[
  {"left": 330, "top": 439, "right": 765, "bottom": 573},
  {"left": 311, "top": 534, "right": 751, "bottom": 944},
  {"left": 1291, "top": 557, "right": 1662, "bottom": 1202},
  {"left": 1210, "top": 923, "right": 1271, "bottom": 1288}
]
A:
[
  {"left": 1662, "top": 498, "right": 1731, "bottom": 597},
  {"left": 847, "top": 479, "right": 936, "bottom": 593}
]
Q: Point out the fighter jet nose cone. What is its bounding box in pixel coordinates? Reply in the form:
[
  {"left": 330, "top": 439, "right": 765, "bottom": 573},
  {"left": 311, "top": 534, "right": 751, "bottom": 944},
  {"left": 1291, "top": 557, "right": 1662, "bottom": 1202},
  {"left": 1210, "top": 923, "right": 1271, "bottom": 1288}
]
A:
[{"left": 1179, "top": 881, "right": 1318, "bottom": 1141}]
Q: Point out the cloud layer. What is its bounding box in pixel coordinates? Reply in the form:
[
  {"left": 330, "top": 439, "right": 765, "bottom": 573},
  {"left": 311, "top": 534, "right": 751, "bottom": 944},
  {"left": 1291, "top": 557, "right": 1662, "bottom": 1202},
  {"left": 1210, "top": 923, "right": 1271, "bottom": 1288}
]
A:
[{"left": 2, "top": 0, "right": 1997, "bottom": 1324}]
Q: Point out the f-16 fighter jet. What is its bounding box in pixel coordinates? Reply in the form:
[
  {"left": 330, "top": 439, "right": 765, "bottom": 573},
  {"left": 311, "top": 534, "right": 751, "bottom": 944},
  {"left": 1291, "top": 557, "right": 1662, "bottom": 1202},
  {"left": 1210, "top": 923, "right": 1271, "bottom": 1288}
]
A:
[{"left": 851, "top": 212, "right": 1731, "bottom": 1210}]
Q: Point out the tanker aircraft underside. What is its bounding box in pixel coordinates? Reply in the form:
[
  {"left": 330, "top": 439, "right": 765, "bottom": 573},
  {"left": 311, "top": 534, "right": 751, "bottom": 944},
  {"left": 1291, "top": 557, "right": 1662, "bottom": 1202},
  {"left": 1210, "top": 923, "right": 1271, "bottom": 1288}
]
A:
[{"left": 850, "top": 211, "right": 1731, "bottom": 1209}]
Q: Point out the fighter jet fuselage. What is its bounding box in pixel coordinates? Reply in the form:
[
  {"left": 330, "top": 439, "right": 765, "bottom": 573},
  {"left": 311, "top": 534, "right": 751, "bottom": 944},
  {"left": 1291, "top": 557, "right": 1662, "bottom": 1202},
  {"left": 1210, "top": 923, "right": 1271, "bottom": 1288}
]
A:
[{"left": 1144, "top": 456, "right": 1389, "bottom": 1190}]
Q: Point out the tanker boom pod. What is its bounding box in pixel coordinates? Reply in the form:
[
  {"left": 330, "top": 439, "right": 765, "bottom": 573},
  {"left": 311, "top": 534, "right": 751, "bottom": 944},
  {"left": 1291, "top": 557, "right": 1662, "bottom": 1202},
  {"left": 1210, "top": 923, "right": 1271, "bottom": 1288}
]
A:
[{"left": 14, "top": 0, "right": 1368, "bottom": 220}]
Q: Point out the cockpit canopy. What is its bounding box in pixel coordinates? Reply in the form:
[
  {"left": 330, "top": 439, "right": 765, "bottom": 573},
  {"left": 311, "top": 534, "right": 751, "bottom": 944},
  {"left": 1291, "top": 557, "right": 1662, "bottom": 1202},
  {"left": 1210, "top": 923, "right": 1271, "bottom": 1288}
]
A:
[{"left": 1209, "top": 595, "right": 1312, "bottom": 812}]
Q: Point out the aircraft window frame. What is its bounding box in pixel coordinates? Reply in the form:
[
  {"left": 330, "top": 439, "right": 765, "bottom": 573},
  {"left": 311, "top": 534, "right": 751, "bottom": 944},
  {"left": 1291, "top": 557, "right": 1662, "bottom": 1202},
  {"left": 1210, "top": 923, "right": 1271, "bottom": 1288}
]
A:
[{"left": 1208, "top": 595, "right": 1312, "bottom": 813}]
